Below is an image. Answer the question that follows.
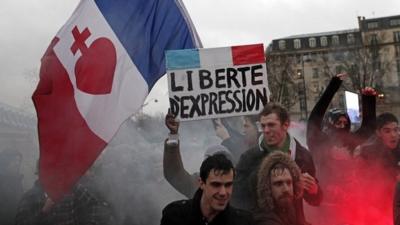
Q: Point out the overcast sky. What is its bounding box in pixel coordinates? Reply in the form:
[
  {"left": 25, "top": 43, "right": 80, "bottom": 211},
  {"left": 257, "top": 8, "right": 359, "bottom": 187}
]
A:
[{"left": 1, "top": 0, "right": 399, "bottom": 115}]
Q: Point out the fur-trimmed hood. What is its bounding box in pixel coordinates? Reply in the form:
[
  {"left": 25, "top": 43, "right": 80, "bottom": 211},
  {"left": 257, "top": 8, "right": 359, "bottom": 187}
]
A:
[{"left": 256, "top": 151, "right": 303, "bottom": 211}]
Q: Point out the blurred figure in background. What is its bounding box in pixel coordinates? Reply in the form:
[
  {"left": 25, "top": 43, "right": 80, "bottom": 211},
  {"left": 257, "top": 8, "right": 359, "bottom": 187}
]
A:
[
  {"left": 214, "top": 115, "right": 260, "bottom": 164},
  {"left": 307, "top": 73, "right": 376, "bottom": 177},
  {"left": 355, "top": 112, "right": 400, "bottom": 169},
  {"left": 15, "top": 166, "right": 114, "bottom": 225},
  {"left": 0, "top": 148, "right": 23, "bottom": 225},
  {"left": 306, "top": 73, "right": 376, "bottom": 207}
]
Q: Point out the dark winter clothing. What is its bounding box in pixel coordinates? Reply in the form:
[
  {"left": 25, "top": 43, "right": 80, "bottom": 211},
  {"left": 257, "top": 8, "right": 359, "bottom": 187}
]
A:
[
  {"left": 359, "top": 137, "right": 400, "bottom": 164},
  {"left": 355, "top": 138, "right": 400, "bottom": 223},
  {"left": 15, "top": 180, "right": 114, "bottom": 225},
  {"left": 306, "top": 76, "right": 376, "bottom": 197},
  {"left": 254, "top": 208, "right": 306, "bottom": 225},
  {"left": 254, "top": 151, "right": 306, "bottom": 225},
  {"left": 307, "top": 76, "right": 376, "bottom": 157},
  {"left": 232, "top": 134, "right": 322, "bottom": 224},
  {"left": 358, "top": 137, "right": 400, "bottom": 180},
  {"left": 394, "top": 182, "right": 400, "bottom": 225},
  {"left": 0, "top": 173, "right": 23, "bottom": 225},
  {"left": 161, "top": 189, "right": 253, "bottom": 225},
  {"left": 220, "top": 136, "right": 246, "bottom": 165}
]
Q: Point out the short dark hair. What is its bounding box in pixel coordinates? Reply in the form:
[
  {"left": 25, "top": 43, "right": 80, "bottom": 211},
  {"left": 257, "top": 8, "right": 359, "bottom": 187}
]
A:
[
  {"left": 376, "top": 113, "right": 398, "bottom": 129},
  {"left": 200, "top": 153, "right": 234, "bottom": 182},
  {"left": 259, "top": 103, "right": 290, "bottom": 124}
]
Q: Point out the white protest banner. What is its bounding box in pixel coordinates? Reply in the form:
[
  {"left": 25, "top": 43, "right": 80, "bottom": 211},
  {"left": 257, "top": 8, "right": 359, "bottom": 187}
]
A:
[{"left": 166, "top": 44, "right": 269, "bottom": 121}]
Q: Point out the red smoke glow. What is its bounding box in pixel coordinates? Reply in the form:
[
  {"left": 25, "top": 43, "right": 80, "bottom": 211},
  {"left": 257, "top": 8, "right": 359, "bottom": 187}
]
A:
[{"left": 306, "top": 152, "right": 396, "bottom": 225}]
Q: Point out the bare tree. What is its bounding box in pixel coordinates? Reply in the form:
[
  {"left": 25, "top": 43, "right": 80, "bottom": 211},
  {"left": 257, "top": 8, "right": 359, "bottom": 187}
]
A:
[
  {"left": 266, "top": 54, "right": 298, "bottom": 110},
  {"left": 319, "top": 32, "right": 392, "bottom": 93}
]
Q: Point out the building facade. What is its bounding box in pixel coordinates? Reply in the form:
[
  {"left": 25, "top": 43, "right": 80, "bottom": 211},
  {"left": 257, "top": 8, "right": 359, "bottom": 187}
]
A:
[{"left": 267, "top": 15, "right": 400, "bottom": 120}]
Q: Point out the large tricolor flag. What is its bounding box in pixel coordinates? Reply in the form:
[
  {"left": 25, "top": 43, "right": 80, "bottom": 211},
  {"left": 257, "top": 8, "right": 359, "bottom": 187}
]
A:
[{"left": 33, "top": 0, "right": 201, "bottom": 201}]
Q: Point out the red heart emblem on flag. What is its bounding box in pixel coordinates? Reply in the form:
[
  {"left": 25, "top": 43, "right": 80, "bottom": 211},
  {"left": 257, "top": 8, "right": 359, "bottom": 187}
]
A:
[{"left": 74, "top": 37, "right": 116, "bottom": 95}]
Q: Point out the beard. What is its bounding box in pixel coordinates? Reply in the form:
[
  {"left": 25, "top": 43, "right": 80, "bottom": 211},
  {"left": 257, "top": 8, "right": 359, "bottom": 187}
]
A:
[
  {"left": 274, "top": 196, "right": 297, "bottom": 225},
  {"left": 275, "top": 193, "right": 294, "bottom": 209}
]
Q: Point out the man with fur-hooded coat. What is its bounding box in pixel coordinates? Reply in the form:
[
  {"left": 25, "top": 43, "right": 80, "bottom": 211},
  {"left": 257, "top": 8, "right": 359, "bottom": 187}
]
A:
[{"left": 254, "top": 151, "right": 306, "bottom": 225}]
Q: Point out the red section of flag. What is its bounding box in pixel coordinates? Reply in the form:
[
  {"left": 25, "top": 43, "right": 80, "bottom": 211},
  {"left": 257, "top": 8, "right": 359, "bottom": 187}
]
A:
[
  {"left": 231, "top": 44, "right": 265, "bottom": 65},
  {"left": 32, "top": 37, "right": 107, "bottom": 202},
  {"left": 72, "top": 26, "right": 117, "bottom": 95}
]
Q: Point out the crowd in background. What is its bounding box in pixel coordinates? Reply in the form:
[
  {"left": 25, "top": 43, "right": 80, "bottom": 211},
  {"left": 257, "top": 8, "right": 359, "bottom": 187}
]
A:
[{"left": 0, "top": 73, "right": 399, "bottom": 225}]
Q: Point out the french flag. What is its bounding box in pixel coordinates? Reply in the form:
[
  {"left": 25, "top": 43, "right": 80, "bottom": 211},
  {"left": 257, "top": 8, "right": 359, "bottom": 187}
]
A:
[
  {"left": 166, "top": 44, "right": 265, "bottom": 70},
  {"left": 33, "top": 0, "right": 201, "bottom": 201}
]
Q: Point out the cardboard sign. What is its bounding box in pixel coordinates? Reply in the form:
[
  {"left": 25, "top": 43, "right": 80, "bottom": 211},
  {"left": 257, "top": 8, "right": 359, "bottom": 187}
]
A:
[{"left": 166, "top": 44, "right": 269, "bottom": 121}]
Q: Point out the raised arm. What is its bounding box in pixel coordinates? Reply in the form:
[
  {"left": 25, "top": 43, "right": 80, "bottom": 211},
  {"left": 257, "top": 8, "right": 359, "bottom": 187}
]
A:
[
  {"left": 354, "top": 87, "right": 377, "bottom": 140},
  {"left": 307, "top": 74, "right": 345, "bottom": 152},
  {"left": 163, "top": 112, "right": 197, "bottom": 198}
]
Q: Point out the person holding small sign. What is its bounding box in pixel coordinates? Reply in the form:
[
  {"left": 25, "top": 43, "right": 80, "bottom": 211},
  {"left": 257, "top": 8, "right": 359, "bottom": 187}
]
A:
[{"left": 163, "top": 111, "right": 234, "bottom": 198}]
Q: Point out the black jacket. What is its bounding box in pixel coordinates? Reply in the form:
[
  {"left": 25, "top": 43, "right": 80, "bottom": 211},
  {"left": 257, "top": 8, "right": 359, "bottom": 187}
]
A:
[
  {"left": 161, "top": 189, "right": 253, "bottom": 225},
  {"left": 231, "top": 136, "right": 322, "bottom": 224},
  {"left": 307, "top": 76, "right": 376, "bottom": 162},
  {"left": 394, "top": 182, "right": 400, "bottom": 225},
  {"left": 358, "top": 138, "right": 400, "bottom": 179},
  {"left": 15, "top": 180, "right": 114, "bottom": 225},
  {"left": 254, "top": 208, "right": 307, "bottom": 225},
  {"left": 306, "top": 76, "right": 376, "bottom": 195}
]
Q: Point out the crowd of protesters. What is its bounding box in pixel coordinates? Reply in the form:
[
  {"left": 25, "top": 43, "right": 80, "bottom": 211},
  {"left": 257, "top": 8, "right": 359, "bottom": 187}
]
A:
[
  {"left": 161, "top": 73, "right": 400, "bottom": 225},
  {"left": 1, "top": 73, "right": 399, "bottom": 225}
]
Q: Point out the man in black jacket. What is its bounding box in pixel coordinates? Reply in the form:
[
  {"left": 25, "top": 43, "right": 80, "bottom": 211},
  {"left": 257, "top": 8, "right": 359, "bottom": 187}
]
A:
[
  {"left": 355, "top": 113, "right": 400, "bottom": 224},
  {"left": 232, "top": 103, "right": 322, "bottom": 224},
  {"left": 356, "top": 112, "right": 400, "bottom": 168},
  {"left": 161, "top": 154, "right": 253, "bottom": 225},
  {"left": 307, "top": 73, "right": 376, "bottom": 186}
]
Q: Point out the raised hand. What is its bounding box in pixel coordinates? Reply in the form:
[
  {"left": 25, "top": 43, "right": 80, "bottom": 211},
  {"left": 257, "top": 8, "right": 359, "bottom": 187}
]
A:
[
  {"left": 361, "top": 86, "right": 377, "bottom": 96},
  {"left": 165, "top": 109, "right": 179, "bottom": 134}
]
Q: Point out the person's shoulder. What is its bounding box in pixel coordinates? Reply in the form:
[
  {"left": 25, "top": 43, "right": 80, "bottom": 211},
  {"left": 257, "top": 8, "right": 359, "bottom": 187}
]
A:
[
  {"left": 253, "top": 208, "right": 282, "bottom": 225},
  {"left": 230, "top": 206, "right": 252, "bottom": 216},
  {"left": 293, "top": 139, "right": 315, "bottom": 166},
  {"left": 228, "top": 206, "right": 254, "bottom": 224},
  {"left": 294, "top": 139, "right": 310, "bottom": 155},
  {"left": 358, "top": 141, "right": 382, "bottom": 160},
  {"left": 236, "top": 146, "right": 261, "bottom": 167},
  {"left": 161, "top": 199, "right": 192, "bottom": 224},
  {"left": 162, "top": 199, "right": 192, "bottom": 216},
  {"left": 244, "top": 145, "right": 259, "bottom": 155}
]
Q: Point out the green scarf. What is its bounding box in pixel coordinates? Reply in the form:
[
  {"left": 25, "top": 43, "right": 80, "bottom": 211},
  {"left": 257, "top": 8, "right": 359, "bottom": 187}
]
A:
[{"left": 261, "top": 134, "right": 290, "bottom": 154}]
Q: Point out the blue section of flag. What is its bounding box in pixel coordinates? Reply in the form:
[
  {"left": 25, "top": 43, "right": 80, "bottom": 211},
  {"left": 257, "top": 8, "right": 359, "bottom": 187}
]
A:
[
  {"left": 94, "top": 0, "right": 200, "bottom": 89},
  {"left": 166, "top": 49, "right": 200, "bottom": 70}
]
